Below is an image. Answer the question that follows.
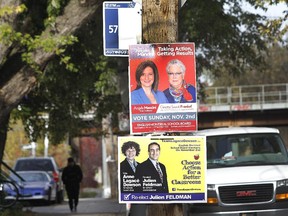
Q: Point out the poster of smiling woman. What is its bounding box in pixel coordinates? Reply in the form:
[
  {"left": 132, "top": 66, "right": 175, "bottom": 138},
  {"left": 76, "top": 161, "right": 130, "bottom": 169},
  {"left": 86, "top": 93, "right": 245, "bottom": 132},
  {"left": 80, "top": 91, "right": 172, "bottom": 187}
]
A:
[{"left": 129, "top": 43, "right": 197, "bottom": 134}]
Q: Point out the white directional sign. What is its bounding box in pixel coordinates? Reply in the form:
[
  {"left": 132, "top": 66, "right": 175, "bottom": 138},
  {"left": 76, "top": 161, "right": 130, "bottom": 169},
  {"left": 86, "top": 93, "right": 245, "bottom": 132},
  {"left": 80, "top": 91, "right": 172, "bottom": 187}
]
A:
[
  {"left": 180, "top": 0, "right": 187, "bottom": 7},
  {"left": 21, "top": 142, "right": 37, "bottom": 150},
  {"left": 103, "top": 1, "right": 142, "bottom": 57}
]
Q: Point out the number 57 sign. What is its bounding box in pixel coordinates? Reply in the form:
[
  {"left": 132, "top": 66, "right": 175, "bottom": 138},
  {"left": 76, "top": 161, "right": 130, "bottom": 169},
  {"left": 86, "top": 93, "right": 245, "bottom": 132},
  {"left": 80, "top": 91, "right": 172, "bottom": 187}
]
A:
[{"left": 103, "top": 1, "right": 142, "bottom": 57}]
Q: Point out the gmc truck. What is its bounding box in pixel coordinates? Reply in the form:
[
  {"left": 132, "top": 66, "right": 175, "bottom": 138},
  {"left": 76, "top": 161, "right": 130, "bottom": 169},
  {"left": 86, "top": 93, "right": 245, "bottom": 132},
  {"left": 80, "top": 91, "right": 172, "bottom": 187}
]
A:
[{"left": 184, "top": 127, "right": 288, "bottom": 216}]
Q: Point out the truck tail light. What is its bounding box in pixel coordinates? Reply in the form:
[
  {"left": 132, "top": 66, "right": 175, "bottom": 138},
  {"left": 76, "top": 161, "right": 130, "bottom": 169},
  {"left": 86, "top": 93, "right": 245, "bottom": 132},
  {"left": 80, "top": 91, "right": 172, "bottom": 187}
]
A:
[{"left": 52, "top": 171, "right": 59, "bottom": 182}]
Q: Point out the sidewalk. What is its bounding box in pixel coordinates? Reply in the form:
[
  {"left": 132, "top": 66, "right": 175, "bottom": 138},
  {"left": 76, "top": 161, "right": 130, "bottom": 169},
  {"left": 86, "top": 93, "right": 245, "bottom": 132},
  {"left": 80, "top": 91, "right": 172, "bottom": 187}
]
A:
[{"left": 25, "top": 198, "right": 127, "bottom": 216}]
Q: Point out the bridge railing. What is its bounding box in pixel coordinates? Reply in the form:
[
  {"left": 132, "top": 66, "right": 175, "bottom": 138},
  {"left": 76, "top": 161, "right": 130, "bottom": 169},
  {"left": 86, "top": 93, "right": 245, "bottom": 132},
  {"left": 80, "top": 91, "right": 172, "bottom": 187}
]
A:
[{"left": 200, "top": 83, "right": 288, "bottom": 110}]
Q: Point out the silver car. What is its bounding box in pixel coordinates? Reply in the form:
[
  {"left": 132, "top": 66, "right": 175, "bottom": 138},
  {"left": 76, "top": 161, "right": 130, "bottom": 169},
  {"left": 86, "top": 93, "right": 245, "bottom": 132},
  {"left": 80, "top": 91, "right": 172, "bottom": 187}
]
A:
[{"left": 13, "top": 157, "right": 64, "bottom": 203}]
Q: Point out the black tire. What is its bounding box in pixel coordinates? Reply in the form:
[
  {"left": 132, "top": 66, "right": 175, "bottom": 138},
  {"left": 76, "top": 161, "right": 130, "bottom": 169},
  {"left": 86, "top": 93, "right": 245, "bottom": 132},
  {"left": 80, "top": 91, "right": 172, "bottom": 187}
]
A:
[
  {"left": 0, "top": 180, "right": 19, "bottom": 208},
  {"left": 56, "top": 189, "right": 63, "bottom": 204},
  {"left": 46, "top": 187, "right": 53, "bottom": 205}
]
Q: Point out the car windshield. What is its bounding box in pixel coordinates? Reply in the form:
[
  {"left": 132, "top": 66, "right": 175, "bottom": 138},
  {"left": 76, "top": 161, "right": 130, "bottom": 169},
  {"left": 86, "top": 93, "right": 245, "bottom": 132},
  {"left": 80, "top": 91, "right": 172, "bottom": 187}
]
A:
[{"left": 207, "top": 133, "right": 288, "bottom": 168}]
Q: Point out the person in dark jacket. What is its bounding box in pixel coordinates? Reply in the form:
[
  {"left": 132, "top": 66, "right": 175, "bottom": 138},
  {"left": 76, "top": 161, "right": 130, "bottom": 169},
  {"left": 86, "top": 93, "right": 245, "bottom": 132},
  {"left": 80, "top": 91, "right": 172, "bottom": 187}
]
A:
[{"left": 62, "top": 157, "right": 83, "bottom": 212}]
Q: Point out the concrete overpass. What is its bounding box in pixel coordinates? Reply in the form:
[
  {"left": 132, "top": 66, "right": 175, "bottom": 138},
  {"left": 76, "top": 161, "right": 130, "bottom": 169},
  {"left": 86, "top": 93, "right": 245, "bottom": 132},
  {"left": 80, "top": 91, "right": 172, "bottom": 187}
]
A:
[{"left": 197, "top": 83, "right": 288, "bottom": 144}]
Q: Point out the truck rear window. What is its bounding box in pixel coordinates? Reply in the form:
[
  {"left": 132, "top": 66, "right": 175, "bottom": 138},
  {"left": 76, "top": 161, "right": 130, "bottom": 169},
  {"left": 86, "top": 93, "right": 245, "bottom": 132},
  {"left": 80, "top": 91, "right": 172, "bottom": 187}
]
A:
[{"left": 14, "top": 159, "right": 54, "bottom": 172}]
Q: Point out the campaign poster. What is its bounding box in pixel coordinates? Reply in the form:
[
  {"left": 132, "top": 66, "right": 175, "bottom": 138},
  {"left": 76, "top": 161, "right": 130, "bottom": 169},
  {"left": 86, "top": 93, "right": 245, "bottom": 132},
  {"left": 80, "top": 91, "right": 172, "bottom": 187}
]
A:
[
  {"left": 118, "top": 136, "right": 206, "bottom": 203},
  {"left": 129, "top": 43, "right": 197, "bottom": 134}
]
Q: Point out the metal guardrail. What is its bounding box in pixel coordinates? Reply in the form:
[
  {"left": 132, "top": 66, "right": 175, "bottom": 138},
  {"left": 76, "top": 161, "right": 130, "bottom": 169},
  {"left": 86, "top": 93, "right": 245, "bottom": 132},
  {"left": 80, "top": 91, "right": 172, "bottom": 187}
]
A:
[{"left": 199, "top": 83, "right": 288, "bottom": 112}]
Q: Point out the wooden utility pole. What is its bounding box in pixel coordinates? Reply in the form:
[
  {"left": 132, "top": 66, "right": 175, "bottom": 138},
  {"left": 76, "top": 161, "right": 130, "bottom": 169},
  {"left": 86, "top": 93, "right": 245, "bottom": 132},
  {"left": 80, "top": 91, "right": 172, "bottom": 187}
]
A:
[
  {"left": 140, "top": 0, "right": 183, "bottom": 215},
  {"left": 142, "top": 0, "right": 178, "bottom": 44}
]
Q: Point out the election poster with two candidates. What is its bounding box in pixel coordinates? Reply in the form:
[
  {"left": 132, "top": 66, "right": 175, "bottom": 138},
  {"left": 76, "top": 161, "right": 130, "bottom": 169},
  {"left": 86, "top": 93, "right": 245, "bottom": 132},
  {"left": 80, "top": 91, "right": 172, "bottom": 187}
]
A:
[
  {"left": 129, "top": 43, "right": 197, "bottom": 134},
  {"left": 118, "top": 136, "right": 207, "bottom": 204}
]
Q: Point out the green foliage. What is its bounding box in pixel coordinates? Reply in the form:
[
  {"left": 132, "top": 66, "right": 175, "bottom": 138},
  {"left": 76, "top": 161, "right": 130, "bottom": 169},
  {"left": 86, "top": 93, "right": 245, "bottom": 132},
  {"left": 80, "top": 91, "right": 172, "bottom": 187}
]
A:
[
  {"left": 0, "top": 4, "right": 27, "bottom": 18},
  {"left": 45, "top": 0, "right": 70, "bottom": 27},
  {"left": 0, "top": 2, "right": 77, "bottom": 72},
  {"left": 11, "top": 14, "right": 121, "bottom": 143},
  {"left": 94, "top": 57, "right": 118, "bottom": 96},
  {"left": 3, "top": 0, "right": 287, "bottom": 145},
  {"left": 0, "top": 4, "right": 26, "bottom": 44},
  {"left": 179, "top": 0, "right": 287, "bottom": 80},
  {"left": 6, "top": 113, "right": 71, "bottom": 168},
  {"left": 211, "top": 44, "right": 288, "bottom": 86},
  {"left": 259, "top": 18, "right": 287, "bottom": 42}
]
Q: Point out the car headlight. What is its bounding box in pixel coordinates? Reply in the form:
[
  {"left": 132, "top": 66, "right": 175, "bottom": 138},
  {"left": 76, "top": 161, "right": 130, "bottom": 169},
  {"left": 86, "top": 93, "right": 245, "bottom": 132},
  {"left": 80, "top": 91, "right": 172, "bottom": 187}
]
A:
[
  {"left": 277, "top": 179, "right": 288, "bottom": 187},
  {"left": 276, "top": 179, "right": 288, "bottom": 201},
  {"left": 44, "top": 183, "right": 50, "bottom": 190},
  {"left": 207, "top": 184, "right": 215, "bottom": 191},
  {"left": 207, "top": 184, "right": 218, "bottom": 204}
]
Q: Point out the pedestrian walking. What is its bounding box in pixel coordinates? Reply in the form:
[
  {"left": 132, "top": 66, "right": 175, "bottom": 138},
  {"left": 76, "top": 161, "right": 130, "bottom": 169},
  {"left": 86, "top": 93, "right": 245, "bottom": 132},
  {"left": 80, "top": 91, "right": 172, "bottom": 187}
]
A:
[{"left": 62, "top": 157, "right": 83, "bottom": 212}]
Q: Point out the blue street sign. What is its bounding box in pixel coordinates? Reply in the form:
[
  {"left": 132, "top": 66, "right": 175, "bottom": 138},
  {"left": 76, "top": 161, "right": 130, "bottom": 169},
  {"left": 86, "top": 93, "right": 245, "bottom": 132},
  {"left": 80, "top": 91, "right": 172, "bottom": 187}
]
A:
[{"left": 103, "top": 1, "right": 142, "bottom": 57}]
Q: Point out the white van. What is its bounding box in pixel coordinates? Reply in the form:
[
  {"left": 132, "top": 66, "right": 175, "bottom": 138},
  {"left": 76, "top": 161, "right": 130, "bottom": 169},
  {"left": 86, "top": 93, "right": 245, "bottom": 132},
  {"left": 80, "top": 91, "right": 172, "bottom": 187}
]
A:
[{"left": 184, "top": 127, "right": 288, "bottom": 216}]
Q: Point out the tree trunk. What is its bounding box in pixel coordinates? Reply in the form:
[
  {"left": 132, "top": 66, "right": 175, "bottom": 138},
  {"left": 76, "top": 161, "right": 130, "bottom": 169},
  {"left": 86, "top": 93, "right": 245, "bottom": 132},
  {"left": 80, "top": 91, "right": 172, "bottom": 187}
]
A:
[
  {"left": 0, "top": 0, "right": 103, "bottom": 161},
  {"left": 147, "top": 204, "right": 183, "bottom": 216},
  {"left": 142, "top": 0, "right": 178, "bottom": 44},
  {"left": 141, "top": 0, "right": 181, "bottom": 215},
  {"left": 0, "top": 114, "right": 10, "bottom": 162}
]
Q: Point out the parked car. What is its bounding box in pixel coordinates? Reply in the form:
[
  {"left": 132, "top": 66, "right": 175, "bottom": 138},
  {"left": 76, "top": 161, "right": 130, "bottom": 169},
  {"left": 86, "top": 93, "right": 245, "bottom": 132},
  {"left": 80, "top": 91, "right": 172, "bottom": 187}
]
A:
[
  {"left": 183, "top": 127, "right": 288, "bottom": 216},
  {"left": 9, "top": 171, "right": 57, "bottom": 203},
  {"left": 13, "top": 157, "right": 64, "bottom": 203}
]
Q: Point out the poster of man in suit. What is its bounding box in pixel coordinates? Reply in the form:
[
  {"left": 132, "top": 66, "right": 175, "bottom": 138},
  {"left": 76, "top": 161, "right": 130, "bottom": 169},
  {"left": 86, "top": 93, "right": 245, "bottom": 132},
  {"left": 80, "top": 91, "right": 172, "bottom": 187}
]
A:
[
  {"left": 135, "top": 142, "right": 169, "bottom": 193},
  {"left": 118, "top": 136, "right": 207, "bottom": 204}
]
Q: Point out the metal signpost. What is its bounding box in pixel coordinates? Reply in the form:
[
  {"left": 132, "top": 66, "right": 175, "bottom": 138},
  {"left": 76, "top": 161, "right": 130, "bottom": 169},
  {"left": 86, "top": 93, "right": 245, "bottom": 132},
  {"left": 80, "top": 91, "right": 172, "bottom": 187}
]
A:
[{"left": 103, "top": 1, "right": 142, "bottom": 57}]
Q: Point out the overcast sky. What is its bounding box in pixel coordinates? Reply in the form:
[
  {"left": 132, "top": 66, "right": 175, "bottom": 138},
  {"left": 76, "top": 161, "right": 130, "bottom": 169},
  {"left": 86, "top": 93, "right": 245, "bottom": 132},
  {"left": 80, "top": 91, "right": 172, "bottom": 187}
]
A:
[{"left": 243, "top": 2, "right": 287, "bottom": 19}]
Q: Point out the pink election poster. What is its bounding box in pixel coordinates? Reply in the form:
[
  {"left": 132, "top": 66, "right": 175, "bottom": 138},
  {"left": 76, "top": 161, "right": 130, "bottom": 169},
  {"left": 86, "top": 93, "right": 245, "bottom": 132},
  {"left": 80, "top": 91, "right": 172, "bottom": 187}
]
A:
[{"left": 129, "top": 43, "right": 197, "bottom": 134}]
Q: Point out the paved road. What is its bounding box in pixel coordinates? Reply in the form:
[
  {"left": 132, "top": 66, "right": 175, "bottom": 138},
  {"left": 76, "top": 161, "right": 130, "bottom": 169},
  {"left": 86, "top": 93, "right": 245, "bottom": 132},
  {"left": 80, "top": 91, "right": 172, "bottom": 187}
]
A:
[{"left": 23, "top": 198, "right": 127, "bottom": 216}]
